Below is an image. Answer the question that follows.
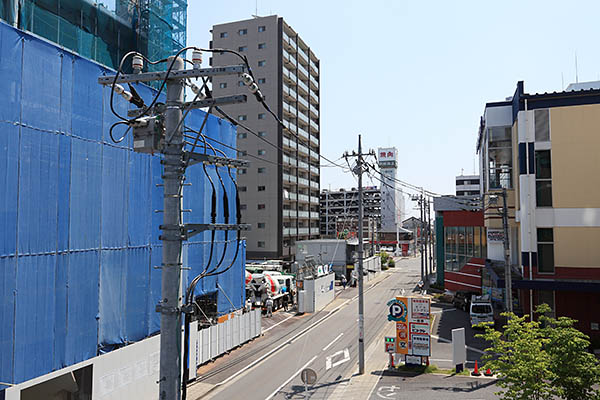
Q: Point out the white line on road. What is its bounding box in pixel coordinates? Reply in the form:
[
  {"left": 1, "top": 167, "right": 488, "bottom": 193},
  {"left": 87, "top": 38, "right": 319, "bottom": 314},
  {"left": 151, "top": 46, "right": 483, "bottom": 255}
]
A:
[
  {"left": 431, "top": 308, "right": 457, "bottom": 314},
  {"left": 264, "top": 355, "right": 317, "bottom": 400},
  {"left": 322, "top": 332, "right": 344, "bottom": 352},
  {"left": 262, "top": 314, "right": 294, "bottom": 334},
  {"left": 325, "top": 348, "right": 350, "bottom": 370}
]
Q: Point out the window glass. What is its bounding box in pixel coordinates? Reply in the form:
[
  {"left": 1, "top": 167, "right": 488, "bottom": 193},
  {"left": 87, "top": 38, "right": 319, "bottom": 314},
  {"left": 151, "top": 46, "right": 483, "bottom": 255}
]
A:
[
  {"left": 537, "top": 228, "right": 554, "bottom": 273},
  {"left": 537, "top": 228, "right": 553, "bottom": 242},
  {"left": 238, "top": 46, "right": 247, "bottom": 52},
  {"left": 258, "top": 204, "right": 265, "bottom": 210},
  {"left": 258, "top": 113, "right": 265, "bottom": 119},
  {"left": 258, "top": 167, "right": 266, "bottom": 173},
  {"left": 258, "top": 60, "right": 266, "bottom": 67},
  {"left": 219, "top": 82, "right": 227, "bottom": 89},
  {"left": 474, "top": 227, "right": 481, "bottom": 257},
  {"left": 238, "top": 81, "right": 244, "bottom": 87},
  {"left": 238, "top": 132, "right": 247, "bottom": 139},
  {"left": 258, "top": 78, "right": 266, "bottom": 84},
  {"left": 534, "top": 109, "right": 550, "bottom": 141},
  {"left": 535, "top": 150, "right": 552, "bottom": 179},
  {"left": 258, "top": 131, "right": 266, "bottom": 137},
  {"left": 258, "top": 223, "right": 265, "bottom": 229},
  {"left": 239, "top": 186, "right": 247, "bottom": 192},
  {"left": 445, "top": 227, "right": 453, "bottom": 254},
  {"left": 257, "top": 241, "right": 265, "bottom": 247},
  {"left": 488, "top": 126, "right": 513, "bottom": 189},
  {"left": 467, "top": 227, "right": 474, "bottom": 256},
  {"left": 258, "top": 43, "right": 266, "bottom": 49},
  {"left": 258, "top": 149, "right": 266, "bottom": 155},
  {"left": 481, "top": 228, "right": 487, "bottom": 258},
  {"left": 220, "top": 32, "right": 228, "bottom": 38},
  {"left": 258, "top": 185, "right": 265, "bottom": 191},
  {"left": 238, "top": 28, "right": 247, "bottom": 35},
  {"left": 536, "top": 182, "right": 553, "bottom": 207},
  {"left": 238, "top": 115, "right": 247, "bottom": 121},
  {"left": 258, "top": 26, "right": 266, "bottom": 32},
  {"left": 458, "top": 227, "right": 466, "bottom": 254}
]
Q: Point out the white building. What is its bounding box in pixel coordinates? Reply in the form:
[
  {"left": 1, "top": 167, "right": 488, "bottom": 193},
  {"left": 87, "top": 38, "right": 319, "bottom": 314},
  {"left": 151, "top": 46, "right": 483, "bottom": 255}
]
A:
[
  {"left": 456, "top": 174, "right": 481, "bottom": 197},
  {"left": 377, "top": 147, "right": 405, "bottom": 233}
]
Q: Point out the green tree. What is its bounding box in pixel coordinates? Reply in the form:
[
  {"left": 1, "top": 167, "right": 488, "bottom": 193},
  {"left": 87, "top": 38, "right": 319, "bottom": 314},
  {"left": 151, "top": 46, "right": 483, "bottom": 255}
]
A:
[
  {"left": 380, "top": 251, "right": 389, "bottom": 265},
  {"left": 537, "top": 304, "right": 600, "bottom": 400},
  {"left": 477, "top": 305, "right": 600, "bottom": 400}
]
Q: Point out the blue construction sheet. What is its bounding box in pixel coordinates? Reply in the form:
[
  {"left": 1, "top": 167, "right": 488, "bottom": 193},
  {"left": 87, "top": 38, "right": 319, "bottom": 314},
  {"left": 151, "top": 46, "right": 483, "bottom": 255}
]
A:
[{"left": 0, "top": 20, "right": 246, "bottom": 387}]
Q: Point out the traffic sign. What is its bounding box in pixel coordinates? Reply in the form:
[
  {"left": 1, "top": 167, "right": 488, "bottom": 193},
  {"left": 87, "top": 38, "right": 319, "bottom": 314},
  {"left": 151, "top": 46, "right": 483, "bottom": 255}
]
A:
[{"left": 300, "top": 368, "right": 317, "bottom": 385}]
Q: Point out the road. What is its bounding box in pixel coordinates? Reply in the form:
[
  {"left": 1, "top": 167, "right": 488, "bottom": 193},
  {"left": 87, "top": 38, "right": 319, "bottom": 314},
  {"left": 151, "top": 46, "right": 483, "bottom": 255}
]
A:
[{"left": 193, "top": 257, "right": 423, "bottom": 399}]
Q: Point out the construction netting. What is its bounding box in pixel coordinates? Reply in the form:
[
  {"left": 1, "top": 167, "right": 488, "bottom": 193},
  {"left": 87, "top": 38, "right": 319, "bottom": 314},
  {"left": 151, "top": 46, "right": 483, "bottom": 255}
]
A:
[
  {"left": 0, "top": 0, "right": 187, "bottom": 72},
  {"left": 0, "top": 20, "right": 244, "bottom": 388}
]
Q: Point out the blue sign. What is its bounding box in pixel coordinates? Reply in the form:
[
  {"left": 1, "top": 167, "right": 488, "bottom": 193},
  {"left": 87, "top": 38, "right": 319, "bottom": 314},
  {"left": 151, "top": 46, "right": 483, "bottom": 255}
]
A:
[{"left": 387, "top": 298, "right": 408, "bottom": 322}]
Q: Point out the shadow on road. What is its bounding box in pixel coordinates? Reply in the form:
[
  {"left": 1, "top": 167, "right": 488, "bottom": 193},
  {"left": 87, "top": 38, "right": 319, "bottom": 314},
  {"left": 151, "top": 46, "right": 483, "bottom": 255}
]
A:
[{"left": 431, "top": 377, "right": 498, "bottom": 393}]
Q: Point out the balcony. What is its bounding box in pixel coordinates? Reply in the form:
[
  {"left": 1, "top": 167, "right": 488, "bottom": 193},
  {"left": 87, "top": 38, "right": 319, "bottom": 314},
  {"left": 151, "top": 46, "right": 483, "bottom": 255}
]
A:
[
  {"left": 298, "top": 125, "right": 309, "bottom": 140},
  {"left": 297, "top": 95, "right": 309, "bottom": 110},
  {"left": 297, "top": 46, "right": 309, "bottom": 65},
  {"left": 310, "top": 118, "right": 318, "bottom": 132},
  {"left": 283, "top": 50, "right": 297, "bottom": 68},
  {"left": 310, "top": 74, "right": 318, "bottom": 90},
  {"left": 283, "top": 173, "right": 297, "bottom": 183},
  {"left": 297, "top": 62, "right": 309, "bottom": 80},
  {"left": 309, "top": 149, "right": 319, "bottom": 162},
  {"left": 283, "top": 84, "right": 297, "bottom": 100},
  {"left": 309, "top": 90, "right": 318, "bottom": 106},
  {"left": 310, "top": 196, "right": 319, "bottom": 205},
  {"left": 310, "top": 164, "right": 319, "bottom": 175},
  {"left": 310, "top": 180, "right": 319, "bottom": 190},
  {"left": 283, "top": 119, "right": 297, "bottom": 133},
  {"left": 282, "top": 69, "right": 297, "bottom": 86},
  {"left": 310, "top": 211, "right": 319, "bottom": 219},
  {"left": 298, "top": 177, "right": 310, "bottom": 187},
  {"left": 309, "top": 134, "right": 319, "bottom": 147},
  {"left": 298, "top": 159, "right": 309, "bottom": 170},
  {"left": 297, "top": 78, "right": 309, "bottom": 95},
  {"left": 309, "top": 106, "right": 319, "bottom": 120},
  {"left": 282, "top": 32, "right": 295, "bottom": 48},
  {"left": 298, "top": 193, "right": 309, "bottom": 203},
  {"left": 310, "top": 227, "right": 320, "bottom": 235},
  {"left": 310, "top": 58, "right": 318, "bottom": 75},
  {"left": 286, "top": 192, "right": 297, "bottom": 201},
  {"left": 283, "top": 227, "right": 297, "bottom": 235},
  {"left": 298, "top": 111, "right": 309, "bottom": 125},
  {"left": 283, "top": 136, "right": 294, "bottom": 150},
  {"left": 298, "top": 142, "right": 309, "bottom": 155},
  {"left": 283, "top": 102, "right": 297, "bottom": 116},
  {"left": 298, "top": 227, "right": 310, "bottom": 235},
  {"left": 283, "top": 209, "right": 297, "bottom": 218},
  {"left": 298, "top": 210, "right": 309, "bottom": 218}
]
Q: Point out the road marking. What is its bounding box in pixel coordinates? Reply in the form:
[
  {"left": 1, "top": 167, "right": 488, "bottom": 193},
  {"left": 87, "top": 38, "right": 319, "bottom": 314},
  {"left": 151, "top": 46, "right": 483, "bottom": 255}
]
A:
[
  {"left": 325, "top": 348, "right": 350, "bottom": 370},
  {"left": 377, "top": 385, "right": 400, "bottom": 399},
  {"left": 322, "top": 332, "right": 344, "bottom": 352},
  {"left": 261, "top": 314, "right": 294, "bottom": 334},
  {"left": 264, "top": 355, "right": 317, "bottom": 400},
  {"left": 431, "top": 307, "right": 457, "bottom": 314},
  {"left": 430, "top": 334, "right": 485, "bottom": 354}
]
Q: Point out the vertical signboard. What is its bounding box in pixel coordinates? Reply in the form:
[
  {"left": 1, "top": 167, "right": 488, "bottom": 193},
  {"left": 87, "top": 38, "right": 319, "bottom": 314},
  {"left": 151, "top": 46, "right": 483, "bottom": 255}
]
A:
[{"left": 387, "top": 296, "right": 431, "bottom": 359}]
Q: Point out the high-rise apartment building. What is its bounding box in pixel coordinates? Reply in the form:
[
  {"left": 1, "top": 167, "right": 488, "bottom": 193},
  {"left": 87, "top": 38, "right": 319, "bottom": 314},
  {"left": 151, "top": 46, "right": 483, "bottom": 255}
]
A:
[
  {"left": 211, "top": 16, "right": 321, "bottom": 260},
  {"left": 455, "top": 174, "right": 481, "bottom": 197}
]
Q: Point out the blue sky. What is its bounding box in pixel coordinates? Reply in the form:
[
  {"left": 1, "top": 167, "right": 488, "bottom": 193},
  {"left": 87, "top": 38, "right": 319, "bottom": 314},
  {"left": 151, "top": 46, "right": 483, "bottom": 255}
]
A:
[{"left": 188, "top": 0, "right": 600, "bottom": 199}]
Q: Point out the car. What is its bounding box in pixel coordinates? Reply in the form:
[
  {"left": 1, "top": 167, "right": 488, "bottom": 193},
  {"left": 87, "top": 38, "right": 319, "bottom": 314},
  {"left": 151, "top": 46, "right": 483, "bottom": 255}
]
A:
[
  {"left": 470, "top": 295, "right": 495, "bottom": 328},
  {"left": 452, "top": 291, "right": 478, "bottom": 311},
  {"left": 381, "top": 246, "right": 394, "bottom": 252}
]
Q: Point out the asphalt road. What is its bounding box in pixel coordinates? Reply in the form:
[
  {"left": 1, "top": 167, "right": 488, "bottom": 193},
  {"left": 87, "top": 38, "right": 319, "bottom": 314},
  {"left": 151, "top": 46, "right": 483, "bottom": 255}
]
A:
[{"left": 198, "top": 257, "right": 422, "bottom": 400}]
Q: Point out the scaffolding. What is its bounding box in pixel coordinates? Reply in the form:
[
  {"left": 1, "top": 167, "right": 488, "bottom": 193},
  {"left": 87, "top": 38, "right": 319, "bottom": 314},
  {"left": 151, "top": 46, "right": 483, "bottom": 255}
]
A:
[{"left": 0, "top": 0, "right": 187, "bottom": 71}]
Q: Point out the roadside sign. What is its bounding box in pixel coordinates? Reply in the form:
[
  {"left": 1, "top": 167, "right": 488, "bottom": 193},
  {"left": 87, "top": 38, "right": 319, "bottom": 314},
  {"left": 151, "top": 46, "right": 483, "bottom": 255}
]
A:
[
  {"left": 300, "top": 368, "right": 317, "bottom": 385},
  {"left": 405, "top": 355, "right": 421, "bottom": 365},
  {"left": 389, "top": 296, "right": 431, "bottom": 358},
  {"left": 384, "top": 336, "right": 395, "bottom": 353}
]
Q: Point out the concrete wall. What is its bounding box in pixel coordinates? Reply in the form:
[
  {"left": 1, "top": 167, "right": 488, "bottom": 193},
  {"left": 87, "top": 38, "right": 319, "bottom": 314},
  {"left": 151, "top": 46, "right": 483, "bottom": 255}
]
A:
[
  {"left": 296, "top": 239, "right": 347, "bottom": 266},
  {"left": 299, "top": 273, "right": 335, "bottom": 313}
]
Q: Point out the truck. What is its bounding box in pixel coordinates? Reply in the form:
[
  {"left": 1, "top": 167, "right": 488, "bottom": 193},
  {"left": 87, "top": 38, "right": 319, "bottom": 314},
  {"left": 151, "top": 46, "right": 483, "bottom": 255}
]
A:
[{"left": 247, "top": 270, "right": 295, "bottom": 312}]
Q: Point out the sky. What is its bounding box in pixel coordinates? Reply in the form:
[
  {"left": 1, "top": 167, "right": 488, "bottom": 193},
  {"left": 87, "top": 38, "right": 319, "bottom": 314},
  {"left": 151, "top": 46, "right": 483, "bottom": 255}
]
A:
[{"left": 187, "top": 0, "right": 600, "bottom": 200}]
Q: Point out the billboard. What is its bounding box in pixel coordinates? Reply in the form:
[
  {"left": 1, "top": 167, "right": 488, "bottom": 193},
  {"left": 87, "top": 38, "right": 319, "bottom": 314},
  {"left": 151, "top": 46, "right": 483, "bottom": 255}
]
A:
[
  {"left": 378, "top": 147, "right": 397, "bottom": 163},
  {"left": 388, "top": 296, "right": 431, "bottom": 357}
]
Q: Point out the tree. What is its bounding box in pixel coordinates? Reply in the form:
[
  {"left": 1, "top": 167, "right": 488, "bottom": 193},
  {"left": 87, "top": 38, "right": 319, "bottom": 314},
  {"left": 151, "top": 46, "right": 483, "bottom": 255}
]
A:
[{"left": 477, "top": 305, "right": 600, "bottom": 400}]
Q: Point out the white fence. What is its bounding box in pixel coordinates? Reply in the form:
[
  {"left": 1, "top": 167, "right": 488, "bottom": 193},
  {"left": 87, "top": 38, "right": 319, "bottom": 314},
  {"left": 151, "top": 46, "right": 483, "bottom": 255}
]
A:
[{"left": 189, "top": 309, "right": 261, "bottom": 372}]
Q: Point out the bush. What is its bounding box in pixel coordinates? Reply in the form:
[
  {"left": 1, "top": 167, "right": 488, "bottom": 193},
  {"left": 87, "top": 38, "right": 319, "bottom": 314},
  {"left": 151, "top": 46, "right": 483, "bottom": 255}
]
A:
[
  {"left": 388, "top": 259, "right": 395, "bottom": 268},
  {"left": 380, "top": 251, "right": 389, "bottom": 264}
]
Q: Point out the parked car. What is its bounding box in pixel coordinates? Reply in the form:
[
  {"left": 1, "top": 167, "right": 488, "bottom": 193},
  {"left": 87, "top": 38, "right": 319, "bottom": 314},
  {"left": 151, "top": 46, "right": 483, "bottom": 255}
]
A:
[
  {"left": 469, "top": 295, "right": 495, "bottom": 328},
  {"left": 452, "top": 291, "right": 478, "bottom": 311}
]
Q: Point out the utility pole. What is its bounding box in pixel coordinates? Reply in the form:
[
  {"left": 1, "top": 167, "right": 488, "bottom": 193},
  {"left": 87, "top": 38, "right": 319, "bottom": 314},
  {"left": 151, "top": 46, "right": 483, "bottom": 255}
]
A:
[
  {"left": 419, "top": 195, "right": 424, "bottom": 283},
  {"left": 343, "top": 134, "right": 374, "bottom": 375},
  {"left": 99, "top": 54, "right": 250, "bottom": 400},
  {"left": 160, "top": 55, "right": 185, "bottom": 400},
  {"left": 502, "top": 188, "right": 513, "bottom": 313},
  {"left": 427, "top": 198, "right": 433, "bottom": 275}
]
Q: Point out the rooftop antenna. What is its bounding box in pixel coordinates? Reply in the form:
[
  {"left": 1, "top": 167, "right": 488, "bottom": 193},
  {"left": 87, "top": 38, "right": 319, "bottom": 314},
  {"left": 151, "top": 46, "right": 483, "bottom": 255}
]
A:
[
  {"left": 561, "top": 72, "right": 564, "bottom": 90},
  {"left": 461, "top": 168, "right": 464, "bottom": 176},
  {"left": 575, "top": 51, "right": 579, "bottom": 83}
]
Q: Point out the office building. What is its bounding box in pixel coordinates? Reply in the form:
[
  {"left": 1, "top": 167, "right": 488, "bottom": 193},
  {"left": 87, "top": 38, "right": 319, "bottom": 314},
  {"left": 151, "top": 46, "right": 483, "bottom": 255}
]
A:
[
  {"left": 211, "top": 16, "right": 321, "bottom": 260},
  {"left": 320, "top": 187, "right": 381, "bottom": 238},
  {"left": 456, "top": 174, "right": 481, "bottom": 197}
]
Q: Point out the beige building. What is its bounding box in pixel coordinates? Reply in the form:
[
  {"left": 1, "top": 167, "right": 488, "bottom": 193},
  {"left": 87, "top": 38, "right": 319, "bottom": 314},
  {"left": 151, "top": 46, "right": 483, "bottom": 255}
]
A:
[
  {"left": 210, "top": 16, "right": 321, "bottom": 260},
  {"left": 477, "top": 81, "right": 600, "bottom": 342}
]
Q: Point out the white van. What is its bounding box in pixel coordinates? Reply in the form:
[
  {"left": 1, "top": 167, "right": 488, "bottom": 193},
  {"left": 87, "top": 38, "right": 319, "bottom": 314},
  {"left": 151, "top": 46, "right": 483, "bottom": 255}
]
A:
[{"left": 469, "top": 295, "right": 494, "bottom": 328}]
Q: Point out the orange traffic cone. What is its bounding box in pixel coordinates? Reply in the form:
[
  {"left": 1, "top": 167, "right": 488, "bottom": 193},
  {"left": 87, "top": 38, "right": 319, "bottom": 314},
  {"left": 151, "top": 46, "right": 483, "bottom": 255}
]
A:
[
  {"left": 484, "top": 368, "right": 493, "bottom": 377},
  {"left": 471, "top": 360, "right": 481, "bottom": 376}
]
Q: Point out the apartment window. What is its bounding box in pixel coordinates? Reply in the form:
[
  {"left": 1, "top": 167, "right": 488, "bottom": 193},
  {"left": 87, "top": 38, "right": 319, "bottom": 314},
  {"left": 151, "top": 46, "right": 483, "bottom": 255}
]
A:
[
  {"left": 238, "top": 81, "right": 244, "bottom": 87},
  {"left": 258, "top": 222, "right": 266, "bottom": 229},
  {"left": 240, "top": 204, "right": 247, "bottom": 210},
  {"left": 258, "top": 204, "right": 266, "bottom": 210},
  {"left": 239, "top": 186, "right": 247, "bottom": 192},
  {"left": 258, "top": 26, "right": 266, "bottom": 32},
  {"left": 220, "top": 32, "right": 228, "bottom": 38},
  {"left": 535, "top": 150, "right": 552, "bottom": 207},
  {"left": 535, "top": 109, "right": 550, "bottom": 141},
  {"left": 258, "top": 185, "right": 266, "bottom": 191},
  {"left": 258, "top": 167, "right": 266, "bottom": 173},
  {"left": 238, "top": 132, "right": 247, "bottom": 139},
  {"left": 257, "top": 241, "right": 265, "bottom": 248},
  {"left": 258, "top": 43, "right": 266, "bottom": 49},
  {"left": 238, "top": 115, "right": 247, "bottom": 121},
  {"left": 238, "top": 168, "right": 247, "bottom": 175},
  {"left": 488, "top": 126, "right": 513, "bottom": 189},
  {"left": 258, "top": 78, "right": 266, "bottom": 84},
  {"left": 238, "top": 150, "right": 247, "bottom": 157},
  {"left": 238, "top": 46, "right": 247, "bottom": 52},
  {"left": 258, "top": 131, "right": 266, "bottom": 138},
  {"left": 219, "top": 82, "right": 227, "bottom": 89},
  {"left": 258, "top": 60, "right": 266, "bottom": 67},
  {"left": 258, "top": 113, "right": 265, "bottom": 119},
  {"left": 257, "top": 149, "right": 266, "bottom": 156},
  {"left": 238, "top": 28, "right": 247, "bottom": 35},
  {"left": 537, "top": 228, "right": 554, "bottom": 273}
]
